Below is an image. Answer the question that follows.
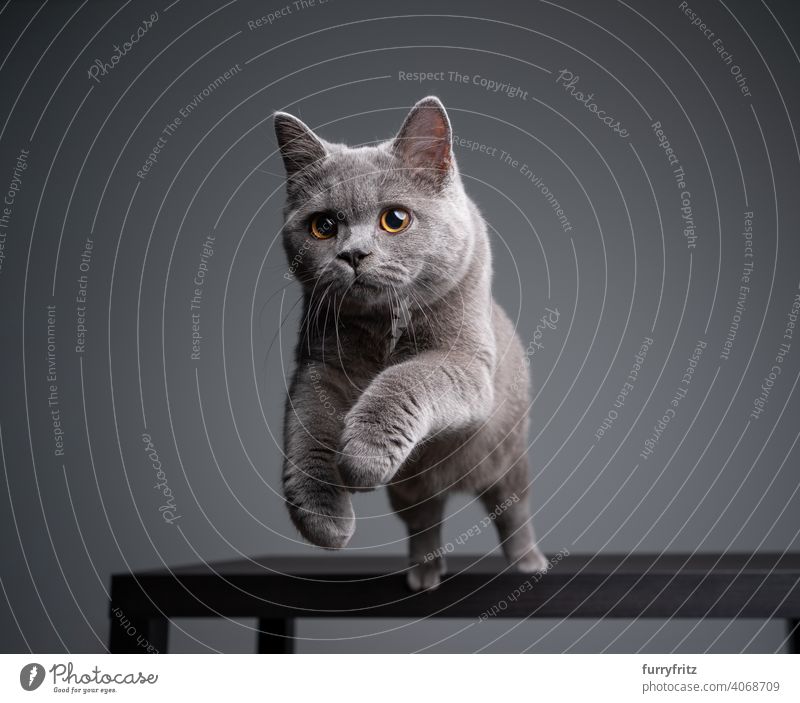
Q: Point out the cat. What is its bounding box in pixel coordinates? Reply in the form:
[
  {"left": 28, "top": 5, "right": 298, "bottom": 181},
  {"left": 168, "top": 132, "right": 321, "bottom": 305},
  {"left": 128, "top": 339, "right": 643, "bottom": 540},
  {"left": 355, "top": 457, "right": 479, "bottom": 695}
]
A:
[{"left": 274, "top": 96, "right": 547, "bottom": 590}]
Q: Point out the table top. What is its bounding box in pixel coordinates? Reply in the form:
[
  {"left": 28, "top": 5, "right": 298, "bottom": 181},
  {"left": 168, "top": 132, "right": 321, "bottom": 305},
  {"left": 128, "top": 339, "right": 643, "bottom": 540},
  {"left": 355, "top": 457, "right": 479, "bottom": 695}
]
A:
[
  {"left": 156, "top": 552, "right": 800, "bottom": 577},
  {"left": 111, "top": 553, "right": 800, "bottom": 620}
]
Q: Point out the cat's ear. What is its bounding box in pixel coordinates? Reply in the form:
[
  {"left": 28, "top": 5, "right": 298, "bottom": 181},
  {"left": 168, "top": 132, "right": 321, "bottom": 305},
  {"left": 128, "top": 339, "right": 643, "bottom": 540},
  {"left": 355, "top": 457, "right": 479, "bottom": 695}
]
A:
[
  {"left": 391, "top": 96, "right": 453, "bottom": 189},
  {"left": 274, "top": 112, "right": 327, "bottom": 182}
]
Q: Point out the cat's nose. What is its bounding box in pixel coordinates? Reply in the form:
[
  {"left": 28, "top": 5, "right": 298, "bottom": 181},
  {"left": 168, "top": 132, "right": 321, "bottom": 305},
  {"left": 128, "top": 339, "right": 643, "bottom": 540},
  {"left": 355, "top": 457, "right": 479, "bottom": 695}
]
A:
[{"left": 337, "top": 248, "right": 371, "bottom": 270}]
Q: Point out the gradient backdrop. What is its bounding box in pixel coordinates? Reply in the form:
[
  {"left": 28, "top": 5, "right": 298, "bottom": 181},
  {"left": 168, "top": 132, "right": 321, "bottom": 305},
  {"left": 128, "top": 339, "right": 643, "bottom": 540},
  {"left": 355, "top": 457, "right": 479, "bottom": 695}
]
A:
[{"left": 1, "top": 0, "right": 799, "bottom": 653}]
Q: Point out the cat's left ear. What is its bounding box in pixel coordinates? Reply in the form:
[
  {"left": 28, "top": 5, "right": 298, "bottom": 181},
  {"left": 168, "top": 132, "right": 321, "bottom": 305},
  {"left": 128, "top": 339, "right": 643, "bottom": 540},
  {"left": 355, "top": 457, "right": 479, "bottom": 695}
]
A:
[{"left": 391, "top": 96, "right": 453, "bottom": 189}]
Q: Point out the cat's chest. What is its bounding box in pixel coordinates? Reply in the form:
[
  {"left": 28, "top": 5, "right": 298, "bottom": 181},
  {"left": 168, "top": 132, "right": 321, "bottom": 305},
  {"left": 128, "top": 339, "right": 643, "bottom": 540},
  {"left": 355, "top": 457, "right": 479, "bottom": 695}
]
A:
[
  {"left": 384, "top": 325, "right": 424, "bottom": 363},
  {"left": 318, "top": 318, "right": 423, "bottom": 374}
]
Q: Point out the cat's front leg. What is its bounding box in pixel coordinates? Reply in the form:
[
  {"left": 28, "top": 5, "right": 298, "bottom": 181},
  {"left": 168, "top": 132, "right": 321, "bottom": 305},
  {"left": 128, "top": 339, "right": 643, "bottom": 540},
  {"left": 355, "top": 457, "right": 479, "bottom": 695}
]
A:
[
  {"left": 339, "top": 351, "right": 493, "bottom": 490},
  {"left": 283, "top": 365, "right": 355, "bottom": 549}
]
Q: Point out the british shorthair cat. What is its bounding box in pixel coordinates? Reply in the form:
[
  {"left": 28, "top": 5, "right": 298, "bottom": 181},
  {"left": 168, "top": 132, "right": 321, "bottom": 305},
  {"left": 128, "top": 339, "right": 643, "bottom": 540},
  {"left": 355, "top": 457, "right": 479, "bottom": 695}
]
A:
[{"left": 275, "top": 97, "right": 546, "bottom": 590}]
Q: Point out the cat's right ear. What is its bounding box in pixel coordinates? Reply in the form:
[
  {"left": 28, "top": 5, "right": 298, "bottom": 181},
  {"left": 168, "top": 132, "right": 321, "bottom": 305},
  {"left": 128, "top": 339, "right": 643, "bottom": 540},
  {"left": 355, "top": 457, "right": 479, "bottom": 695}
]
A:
[{"left": 273, "top": 112, "right": 327, "bottom": 183}]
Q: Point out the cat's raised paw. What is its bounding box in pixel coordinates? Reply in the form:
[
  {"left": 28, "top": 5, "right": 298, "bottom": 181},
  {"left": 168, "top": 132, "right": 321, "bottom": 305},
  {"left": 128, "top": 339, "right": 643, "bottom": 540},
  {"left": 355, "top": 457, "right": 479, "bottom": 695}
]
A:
[
  {"left": 338, "top": 415, "right": 402, "bottom": 490},
  {"left": 289, "top": 500, "right": 355, "bottom": 550}
]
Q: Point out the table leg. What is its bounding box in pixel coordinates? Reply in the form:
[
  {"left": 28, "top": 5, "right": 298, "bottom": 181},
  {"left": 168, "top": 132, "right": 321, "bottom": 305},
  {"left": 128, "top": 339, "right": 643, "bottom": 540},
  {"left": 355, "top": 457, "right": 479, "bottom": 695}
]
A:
[
  {"left": 109, "top": 608, "right": 169, "bottom": 653},
  {"left": 257, "top": 618, "right": 295, "bottom": 653}
]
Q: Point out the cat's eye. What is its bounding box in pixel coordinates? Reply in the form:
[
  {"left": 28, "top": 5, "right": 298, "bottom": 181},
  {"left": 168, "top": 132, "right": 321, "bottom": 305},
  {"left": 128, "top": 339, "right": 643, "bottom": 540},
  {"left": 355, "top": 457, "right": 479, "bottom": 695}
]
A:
[
  {"left": 379, "top": 208, "right": 411, "bottom": 234},
  {"left": 310, "top": 213, "right": 339, "bottom": 239}
]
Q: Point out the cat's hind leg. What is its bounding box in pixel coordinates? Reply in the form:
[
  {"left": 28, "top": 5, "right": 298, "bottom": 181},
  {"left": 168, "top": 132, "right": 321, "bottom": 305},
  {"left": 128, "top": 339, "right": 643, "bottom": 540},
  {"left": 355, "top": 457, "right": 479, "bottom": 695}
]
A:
[
  {"left": 480, "top": 460, "right": 548, "bottom": 573},
  {"left": 389, "top": 488, "right": 447, "bottom": 592}
]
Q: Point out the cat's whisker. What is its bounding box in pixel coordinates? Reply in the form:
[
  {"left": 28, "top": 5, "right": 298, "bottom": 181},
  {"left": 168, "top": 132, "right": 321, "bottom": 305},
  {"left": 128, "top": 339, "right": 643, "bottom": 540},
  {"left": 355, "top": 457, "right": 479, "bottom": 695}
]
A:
[
  {"left": 408, "top": 290, "right": 434, "bottom": 353},
  {"left": 255, "top": 167, "right": 287, "bottom": 179},
  {"left": 309, "top": 283, "right": 334, "bottom": 351},
  {"left": 319, "top": 295, "right": 332, "bottom": 362},
  {"left": 388, "top": 283, "right": 417, "bottom": 354},
  {"left": 302, "top": 282, "right": 328, "bottom": 354},
  {"left": 260, "top": 292, "right": 305, "bottom": 378},
  {"left": 400, "top": 288, "right": 424, "bottom": 353}
]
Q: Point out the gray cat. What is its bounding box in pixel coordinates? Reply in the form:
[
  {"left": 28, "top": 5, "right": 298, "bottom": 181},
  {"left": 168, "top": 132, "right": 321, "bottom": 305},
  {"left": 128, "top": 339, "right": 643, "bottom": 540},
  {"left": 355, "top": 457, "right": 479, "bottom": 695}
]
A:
[{"left": 274, "top": 97, "right": 547, "bottom": 590}]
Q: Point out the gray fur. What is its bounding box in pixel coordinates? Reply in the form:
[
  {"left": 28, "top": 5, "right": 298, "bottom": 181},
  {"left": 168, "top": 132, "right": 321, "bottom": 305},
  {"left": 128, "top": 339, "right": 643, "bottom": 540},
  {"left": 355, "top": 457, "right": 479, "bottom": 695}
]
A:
[{"left": 275, "top": 97, "right": 546, "bottom": 590}]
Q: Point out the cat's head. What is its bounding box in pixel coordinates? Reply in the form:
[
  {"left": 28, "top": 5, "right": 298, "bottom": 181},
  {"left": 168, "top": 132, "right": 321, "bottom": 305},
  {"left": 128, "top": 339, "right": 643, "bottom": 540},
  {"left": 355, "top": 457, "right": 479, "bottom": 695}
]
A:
[{"left": 274, "top": 97, "right": 475, "bottom": 308}]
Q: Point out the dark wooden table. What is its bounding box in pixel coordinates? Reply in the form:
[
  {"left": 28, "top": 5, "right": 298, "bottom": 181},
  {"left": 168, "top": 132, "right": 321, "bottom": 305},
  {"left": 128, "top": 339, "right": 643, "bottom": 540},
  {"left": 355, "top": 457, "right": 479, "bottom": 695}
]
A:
[{"left": 108, "top": 553, "right": 800, "bottom": 653}]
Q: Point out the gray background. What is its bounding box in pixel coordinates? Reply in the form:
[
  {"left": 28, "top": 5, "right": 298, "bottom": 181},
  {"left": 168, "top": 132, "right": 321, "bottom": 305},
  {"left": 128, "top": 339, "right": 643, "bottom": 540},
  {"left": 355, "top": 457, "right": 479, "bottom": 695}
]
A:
[{"left": 0, "top": 0, "right": 799, "bottom": 653}]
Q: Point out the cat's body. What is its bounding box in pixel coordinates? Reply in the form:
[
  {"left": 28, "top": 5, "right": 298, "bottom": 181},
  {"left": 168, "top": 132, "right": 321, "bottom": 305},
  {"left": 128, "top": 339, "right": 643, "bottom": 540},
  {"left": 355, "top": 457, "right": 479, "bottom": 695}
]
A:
[{"left": 276, "top": 97, "right": 546, "bottom": 590}]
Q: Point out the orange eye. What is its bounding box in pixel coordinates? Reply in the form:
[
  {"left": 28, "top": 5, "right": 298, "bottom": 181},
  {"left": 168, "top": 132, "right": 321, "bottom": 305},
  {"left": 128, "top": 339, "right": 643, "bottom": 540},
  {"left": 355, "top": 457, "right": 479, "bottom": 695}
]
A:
[
  {"left": 379, "top": 208, "right": 411, "bottom": 234},
  {"left": 310, "top": 213, "right": 338, "bottom": 239}
]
